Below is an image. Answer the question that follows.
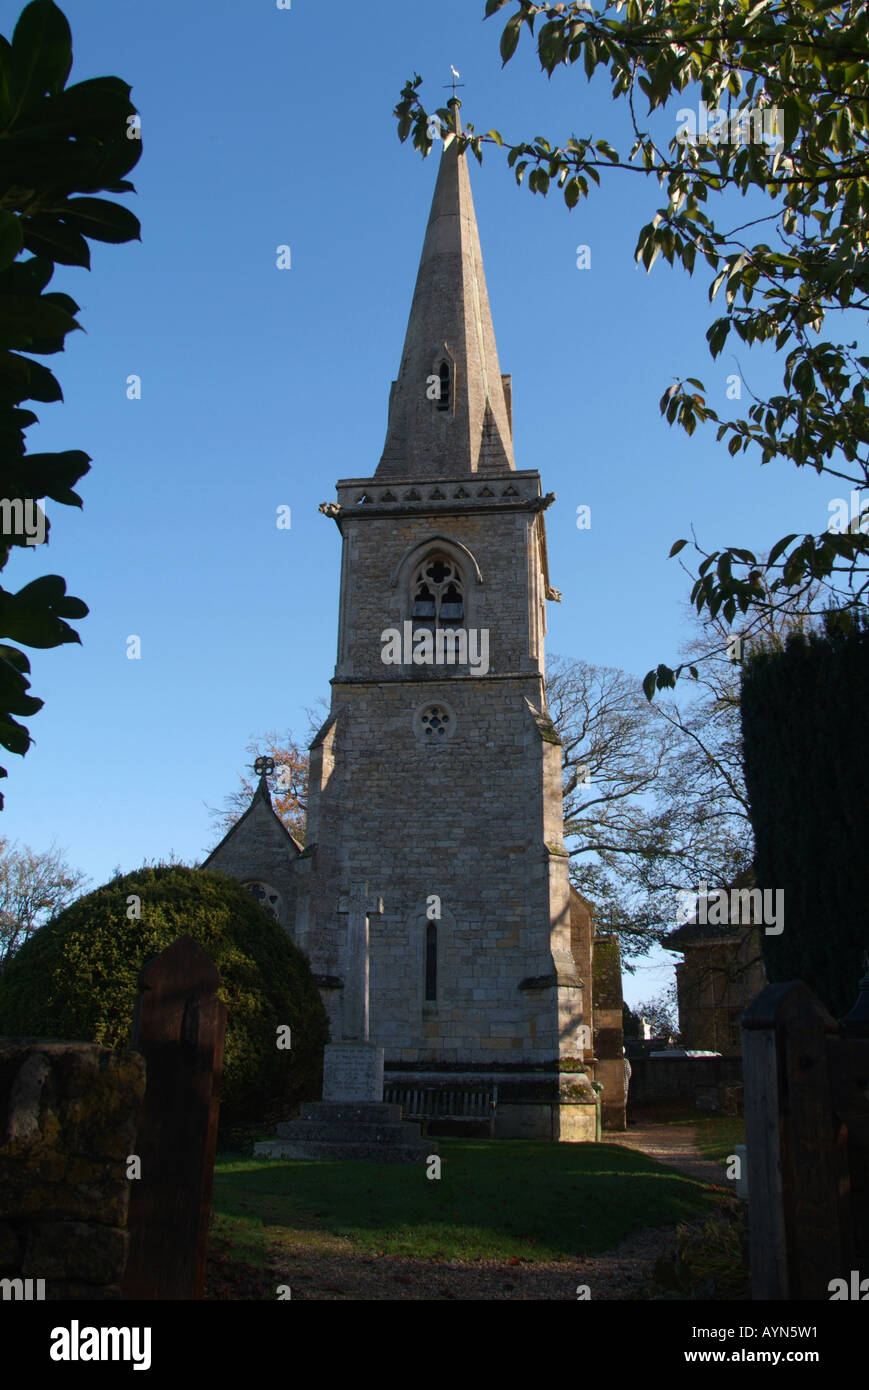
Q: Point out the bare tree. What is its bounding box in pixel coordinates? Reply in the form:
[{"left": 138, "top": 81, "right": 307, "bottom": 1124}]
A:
[
  {"left": 545, "top": 655, "right": 677, "bottom": 955},
  {"left": 209, "top": 702, "right": 328, "bottom": 846},
  {"left": 0, "top": 839, "right": 88, "bottom": 972}
]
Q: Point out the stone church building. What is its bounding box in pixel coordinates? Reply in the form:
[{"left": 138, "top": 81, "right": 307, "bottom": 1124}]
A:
[{"left": 204, "top": 101, "right": 625, "bottom": 1138}]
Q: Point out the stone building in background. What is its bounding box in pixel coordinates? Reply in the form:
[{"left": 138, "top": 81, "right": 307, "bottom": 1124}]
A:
[
  {"left": 663, "top": 911, "right": 767, "bottom": 1054},
  {"left": 204, "top": 101, "right": 625, "bottom": 1137}
]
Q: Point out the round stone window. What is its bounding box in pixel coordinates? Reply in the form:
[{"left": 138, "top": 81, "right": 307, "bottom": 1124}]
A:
[
  {"left": 413, "top": 700, "right": 456, "bottom": 746},
  {"left": 243, "top": 881, "right": 284, "bottom": 924}
]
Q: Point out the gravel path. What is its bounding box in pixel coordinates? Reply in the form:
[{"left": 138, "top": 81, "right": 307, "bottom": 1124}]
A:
[
  {"left": 263, "top": 1221, "right": 691, "bottom": 1300},
  {"left": 603, "top": 1123, "right": 732, "bottom": 1189}
]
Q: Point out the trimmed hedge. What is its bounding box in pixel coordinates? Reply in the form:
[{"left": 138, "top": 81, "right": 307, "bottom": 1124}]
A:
[
  {"left": 0, "top": 866, "right": 329, "bottom": 1128},
  {"left": 740, "top": 616, "right": 869, "bottom": 1018}
]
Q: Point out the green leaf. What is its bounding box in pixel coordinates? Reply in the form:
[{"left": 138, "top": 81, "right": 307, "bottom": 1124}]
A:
[
  {"left": 0, "top": 351, "right": 63, "bottom": 403},
  {"left": 0, "top": 294, "right": 80, "bottom": 351},
  {"left": 60, "top": 198, "right": 141, "bottom": 245},
  {"left": 707, "top": 318, "right": 731, "bottom": 358},
  {"left": 15, "top": 449, "right": 90, "bottom": 505},
  {"left": 0, "top": 710, "right": 32, "bottom": 756},
  {"left": 10, "top": 1, "right": 73, "bottom": 115},
  {"left": 669, "top": 538, "right": 689, "bottom": 557},
  {"left": 0, "top": 212, "right": 24, "bottom": 271},
  {"left": 767, "top": 533, "right": 798, "bottom": 566},
  {"left": 22, "top": 215, "right": 91, "bottom": 268},
  {"left": 0, "top": 36, "right": 13, "bottom": 126},
  {"left": 0, "top": 574, "right": 88, "bottom": 648},
  {"left": 23, "top": 75, "right": 135, "bottom": 137},
  {"left": 500, "top": 14, "right": 523, "bottom": 64},
  {"left": 642, "top": 670, "right": 657, "bottom": 701}
]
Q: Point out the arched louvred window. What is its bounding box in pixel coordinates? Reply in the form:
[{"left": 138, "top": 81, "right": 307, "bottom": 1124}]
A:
[
  {"left": 411, "top": 554, "right": 463, "bottom": 630},
  {"left": 425, "top": 921, "right": 438, "bottom": 1001},
  {"left": 437, "top": 361, "right": 450, "bottom": 412}
]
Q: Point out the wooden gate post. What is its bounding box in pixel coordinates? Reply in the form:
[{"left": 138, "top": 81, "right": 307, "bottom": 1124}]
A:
[
  {"left": 122, "top": 936, "right": 226, "bottom": 1300},
  {"left": 742, "top": 981, "right": 845, "bottom": 1300}
]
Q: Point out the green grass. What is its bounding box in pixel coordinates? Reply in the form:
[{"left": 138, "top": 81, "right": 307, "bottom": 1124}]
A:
[
  {"left": 211, "top": 1139, "right": 720, "bottom": 1268},
  {"left": 693, "top": 1115, "right": 745, "bottom": 1162}
]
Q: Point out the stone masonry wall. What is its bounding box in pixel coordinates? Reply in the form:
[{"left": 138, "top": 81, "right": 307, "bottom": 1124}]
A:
[
  {"left": 627, "top": 1054, "right": 743, "bottom": 1106},
  {"left": 0, "top": 1039, "right": 145, "bottom": 1299},
  {"left": 301, "top": 684, "right": 578, "bottom": 1064},
  {"left": 300, "top": 480, "right": 581, "bottom": 1071}
]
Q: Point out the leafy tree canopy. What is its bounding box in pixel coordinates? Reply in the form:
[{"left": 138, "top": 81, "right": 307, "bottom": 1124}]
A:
[{"left": 0, "top": 1, "right": 141, "bottom": 803}]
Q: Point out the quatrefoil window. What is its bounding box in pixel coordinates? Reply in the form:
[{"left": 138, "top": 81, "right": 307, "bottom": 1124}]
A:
[
  {"left": 413, "top": 700, "right": 457, "bottom": 746},
  {"left": 421, "top": 706, "right": 450, "bottom": 737}
]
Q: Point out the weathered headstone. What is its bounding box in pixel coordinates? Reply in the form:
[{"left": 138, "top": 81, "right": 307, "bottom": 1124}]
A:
[{"left": 122, "top": 936, "right": 226, "bottom": 1300}]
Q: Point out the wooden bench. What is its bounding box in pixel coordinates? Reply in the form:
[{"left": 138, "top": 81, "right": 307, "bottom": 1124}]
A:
[{"left": 383, "top": 1084, "right": 498, "bottom": 1137}]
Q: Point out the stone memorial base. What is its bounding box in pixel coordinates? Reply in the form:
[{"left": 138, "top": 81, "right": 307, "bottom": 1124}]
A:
[
  {"left": 254, "top": 1043, "right": 434, "bottom": 1164},
  {"left": 254, "top": 1100, "right": 434, "bottom": 1164}
]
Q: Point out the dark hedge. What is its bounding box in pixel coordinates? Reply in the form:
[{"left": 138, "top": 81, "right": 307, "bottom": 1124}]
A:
[
  {"left": 0, "top": 865, "right": 329, "bottom": 1128},
  {"left": 740, "top": 616, "right": 869, "bottom": 1018}
]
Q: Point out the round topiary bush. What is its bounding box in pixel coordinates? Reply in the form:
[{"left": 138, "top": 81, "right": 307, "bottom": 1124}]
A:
[{"left": 0, "top": 866, "right": 329, "bottom": 1129}]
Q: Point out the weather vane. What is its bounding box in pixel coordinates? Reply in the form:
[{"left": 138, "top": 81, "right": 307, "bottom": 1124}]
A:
[{"left": 443, "top": 64, "right": 465, "bottom": 102}]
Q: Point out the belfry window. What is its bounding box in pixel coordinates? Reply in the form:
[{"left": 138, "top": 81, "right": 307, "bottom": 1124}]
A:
[
  {"left": 437, "top": 361, "right": 450, "bottom": 412},
  {"left": 425, "top": 921, "right": 438, "bottom": 1001},
  {"left": 411, "top": 554, "right": 463, "bottom": 629}
]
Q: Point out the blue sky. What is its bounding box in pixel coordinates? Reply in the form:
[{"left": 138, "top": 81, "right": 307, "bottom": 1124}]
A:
[{"left": 1, "top": 0, "right": 849, "bottom": 1008}]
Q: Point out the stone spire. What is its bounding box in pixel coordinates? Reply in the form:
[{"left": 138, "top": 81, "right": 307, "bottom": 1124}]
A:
[{"left": 377, "top": 99, "right": 515, "bottom": 479}]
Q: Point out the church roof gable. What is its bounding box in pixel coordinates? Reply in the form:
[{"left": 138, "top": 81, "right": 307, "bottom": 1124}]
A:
[{"left": 202, "top": 775, "right": 302, "bottom": 869}]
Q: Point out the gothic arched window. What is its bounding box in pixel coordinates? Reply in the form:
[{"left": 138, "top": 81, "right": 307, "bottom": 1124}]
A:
[
  {"left": 437, "top": 361, "right": 450, "bottom": 412},
  {"left": 425, "top": 921, "right": 438, "bottom": 1001},
  {"left": 411, "top": 554, "right": 463, "bottom": 630}
]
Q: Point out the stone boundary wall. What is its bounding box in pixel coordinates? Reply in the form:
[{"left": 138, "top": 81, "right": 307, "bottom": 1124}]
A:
[
  {"left": 0, "top": 1039, "right": 146, "bottom": 1300},
  {"left": 627, "top": 1054, "right": 743, "bottom": 1108}
]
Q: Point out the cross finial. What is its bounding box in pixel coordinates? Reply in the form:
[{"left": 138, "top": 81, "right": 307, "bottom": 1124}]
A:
[{"left": 253, "top": 755, "right": 275, "bottom": 779}]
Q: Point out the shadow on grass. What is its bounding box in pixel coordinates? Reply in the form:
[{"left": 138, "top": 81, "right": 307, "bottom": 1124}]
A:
[{"left": 212, "top": 1139, "right": 719, "bottom": 1263}]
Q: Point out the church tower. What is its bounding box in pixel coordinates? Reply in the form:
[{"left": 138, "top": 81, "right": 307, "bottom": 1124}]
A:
[{"left": 296, "top": 102, "right": 598, "bottom": 1139}]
